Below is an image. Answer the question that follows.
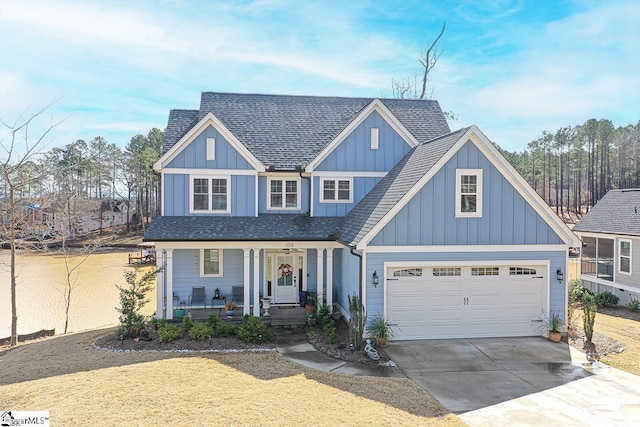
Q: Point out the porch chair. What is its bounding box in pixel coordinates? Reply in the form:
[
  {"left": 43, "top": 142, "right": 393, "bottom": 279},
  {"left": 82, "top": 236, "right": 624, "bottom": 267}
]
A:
[
  {"left": 231, "top": 286, "right": 244, "bottom": 306},
  {"left": 188, "top": 286, "right": 207, "bottom": 309}
]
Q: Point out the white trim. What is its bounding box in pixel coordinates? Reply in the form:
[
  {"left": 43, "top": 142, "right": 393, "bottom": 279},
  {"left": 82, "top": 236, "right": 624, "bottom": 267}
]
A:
[
  {"left": 618, "top": 238, "right": 632, "bottom": 276},
  {"left": 383, "top": 260, "right": 551, "bottom": 323},
  {"left": 254, "top": 175, "right": 259, "bottom": 217},
  {"left": 267, "top": 176, "right": 301, "bottom": 210},
  {"left": 580, "top": 274, "right": 640, "bottom": 293},
  {"left": 160, "top": 173, "right": 165, "bottom": 216},
  {"left": 199, "top": 248, "right": 223, "bottom": 277},
  {"left": 310, "top": 175, "right": 315, "bottom": 217},
  {"left": 371, "top": 127, "right": 379, "bottom": 150},
  {"left": 306, "top": 99, "right": 419, "bottom": 172},
  {"left": 455, "top": 168, "right": 483, "bottom": 218},
  {"left": 356, "top": 126, "right": 581, "bottom": 249},
  {"left": 319, "top": 177, "right": 353, "bottom": 203},
  {"left": 366, "top": 244, "right": 569, "bottom": 253},
  {"left": 317, "top": 249, "right": 324, "bottom": 306},
  {"left": 189, "top": 175, "right": 231, "bottom": 214},
  {"left": 154, "top": 112, "right": 265, "bottom": 172},
  {"left": 326, "top": 248, "right": 334, "bottom": 308},
  {"left": 243, "top": 249, "right": 251, "bottom": 315},
  {"left": 163, "top": 168, "right": 258, "bottom": 176},
  {"left": 253, "top": 248, "right": 261, "bottom": 316},
  {"left": 165, "top": 249, "right": 174, "bottom": 319},
  {"left": 312, "top": 170, "right": 387, "bottom": 178},
  {"left": 206, "top": 137, "right": 215, "bottom": 160}
]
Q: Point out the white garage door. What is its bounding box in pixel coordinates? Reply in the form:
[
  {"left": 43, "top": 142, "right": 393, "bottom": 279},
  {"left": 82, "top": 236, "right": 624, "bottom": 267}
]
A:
[{"left": 387, "top": 265, "right": 546, "bottom": 340}]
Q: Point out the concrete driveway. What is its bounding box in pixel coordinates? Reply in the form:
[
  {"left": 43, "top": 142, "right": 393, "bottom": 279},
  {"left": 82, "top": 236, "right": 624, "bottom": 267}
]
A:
[{"left": 385, "top": 337, "right": 640, "bottom": 426}]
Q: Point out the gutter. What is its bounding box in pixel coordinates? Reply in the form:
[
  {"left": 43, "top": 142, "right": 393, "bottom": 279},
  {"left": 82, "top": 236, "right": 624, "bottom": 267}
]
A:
[{"left": 350, "top": 245, "right": 363, "bottom": 300}]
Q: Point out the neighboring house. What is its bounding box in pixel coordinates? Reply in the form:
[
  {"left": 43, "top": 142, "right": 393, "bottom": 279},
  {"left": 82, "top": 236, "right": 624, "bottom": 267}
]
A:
[
  {"left": 144, "top": 92, "right": 580, "bottom": 340},
  {"left": 573, "top": 189, "right": 640, "bottom": 305}
]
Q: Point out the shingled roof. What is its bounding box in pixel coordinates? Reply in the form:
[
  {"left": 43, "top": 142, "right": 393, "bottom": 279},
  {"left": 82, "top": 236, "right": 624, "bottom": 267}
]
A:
[
  {"left": 144, "top": 215, "right": 343, "bottom": 242},
  {"left": 339, "top": 127, "right": 471, "bottom": 246},
  {"left": 573, "top": 189, "right": 640, "bottom": 237},
  {"left": 162, "top": 92, "right": 450, "bottom": 169}
]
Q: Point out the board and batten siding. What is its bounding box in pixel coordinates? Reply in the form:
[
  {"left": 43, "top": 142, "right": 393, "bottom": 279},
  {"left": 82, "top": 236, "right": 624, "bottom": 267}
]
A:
[
  {"left": 163, "top": 174, "right": 256, "bottom": 216},
  {"left": 166, "top": 125, "right": 254, "bottom": 170},
  {"left": 315, "top": 110, "right": 412, "bottom": 172},
  {"left": 371, "top": 140, "right": 564, "bottom": 246},
  {"left": 336, "top": 247, "right": 361, "bottom": 314},
  {"left": 313, "top": 176, "right": 381, "bottom": 216},
  {"left": 364, "top": 251, "right": 567, "bottom": 320}
]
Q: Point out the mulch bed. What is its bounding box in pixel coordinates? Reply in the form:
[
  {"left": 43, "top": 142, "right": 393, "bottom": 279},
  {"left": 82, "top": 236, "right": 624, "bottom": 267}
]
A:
[{"left": 566, "top": 306, "right": 639, "bottom": 358}]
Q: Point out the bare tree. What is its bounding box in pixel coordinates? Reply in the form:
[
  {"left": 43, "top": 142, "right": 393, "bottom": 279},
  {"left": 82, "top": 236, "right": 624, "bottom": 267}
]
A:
[
  {"left": 0, "top": 102, "right": 62, "bottom": 346},
  {"left": 391, "top": 22, "right": 446, "bottom": 100}
]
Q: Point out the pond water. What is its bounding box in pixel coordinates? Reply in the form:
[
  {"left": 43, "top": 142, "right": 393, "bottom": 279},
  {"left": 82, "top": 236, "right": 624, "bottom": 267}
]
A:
[{"left": 0, "top": 249, "right": 157, "bottom": 339}]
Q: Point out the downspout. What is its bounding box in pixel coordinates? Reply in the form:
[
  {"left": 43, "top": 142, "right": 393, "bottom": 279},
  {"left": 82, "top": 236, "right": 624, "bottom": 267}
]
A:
[
  {"left": 350, "top": 245, "right": 363, "bottom": 300},
  {"left": 298, "top": 167, "right": 311, "bottom": 215}
]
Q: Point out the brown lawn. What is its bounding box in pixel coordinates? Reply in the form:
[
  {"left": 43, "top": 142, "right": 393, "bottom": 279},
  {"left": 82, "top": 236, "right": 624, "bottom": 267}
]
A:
[{"left": 0, "top": 329, "right": 465, "bottom": 426}]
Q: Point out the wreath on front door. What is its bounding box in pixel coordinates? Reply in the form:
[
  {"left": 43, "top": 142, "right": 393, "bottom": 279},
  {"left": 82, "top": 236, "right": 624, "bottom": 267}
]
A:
[{"left": 278, "top": 263, "right": 293, "bottom": 277}]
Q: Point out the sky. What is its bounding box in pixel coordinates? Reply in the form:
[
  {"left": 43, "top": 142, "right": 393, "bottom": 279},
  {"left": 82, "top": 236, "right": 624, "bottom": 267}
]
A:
[{"left": 0, "top": 0, "right": 638, "bottom": 153}]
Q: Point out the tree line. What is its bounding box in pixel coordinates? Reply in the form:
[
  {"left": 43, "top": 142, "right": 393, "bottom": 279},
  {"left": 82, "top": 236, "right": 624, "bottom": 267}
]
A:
[{"left": 498, "top": 119, "right": 640, "bottom": 221}]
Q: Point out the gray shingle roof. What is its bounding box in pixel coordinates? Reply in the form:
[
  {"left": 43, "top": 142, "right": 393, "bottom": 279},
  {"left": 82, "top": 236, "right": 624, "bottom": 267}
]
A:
[
  {"left": 573, "top": 189, "right": 640, "bottom": 237},
  {"left": 144, "top": 215, "right": 343, "bottom": 242},
  {"left": 163, "top": 110, "right": 199, "bottom": 153},
  {"left": 163, "top": 92, "right": 450, "bottom": 169},
  {"left": 339, "top": 127, "right": 471, "bottom": 246}
]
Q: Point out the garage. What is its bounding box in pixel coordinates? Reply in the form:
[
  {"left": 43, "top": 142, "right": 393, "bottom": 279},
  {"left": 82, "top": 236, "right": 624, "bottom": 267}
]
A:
[{"left": 386, "top": 264, "right": 547, "bottom": 340}]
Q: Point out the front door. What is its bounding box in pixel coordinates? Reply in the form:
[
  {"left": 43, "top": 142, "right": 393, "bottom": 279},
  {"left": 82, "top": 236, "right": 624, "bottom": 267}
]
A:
[{"left": 274, "top": 254, "right": 297, "bottom": 304}]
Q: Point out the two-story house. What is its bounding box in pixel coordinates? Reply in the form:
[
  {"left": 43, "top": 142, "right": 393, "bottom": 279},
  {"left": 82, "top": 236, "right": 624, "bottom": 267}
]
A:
[
  {"left": 144, "top": 92, "right": 580, "bottom": 340},
  {"left": 573, "top": 189, "right": 640, "bottom": 305}
]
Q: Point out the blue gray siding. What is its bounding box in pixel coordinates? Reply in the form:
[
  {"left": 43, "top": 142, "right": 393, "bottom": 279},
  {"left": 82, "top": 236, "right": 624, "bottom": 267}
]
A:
[
  {"left": 166, "top": 125, "right": 254, "bottom": 170},
  {"left": 313, "top": 176, "right": 381, "bottom": 216},
  {"left": 371, "top": 140, "right": 564, "bottom": 246},
  {"left": 365, "top": 251, "right": 567, "bottom": 319},
  {"left": 315, "top": 111, "right": 412, "bottom": 172},
  {"left": 163, "top": 174, "right": 256, "bottom": 216},
  {"left": 336, "top": 247, "right": 361, "bottom": 313}
]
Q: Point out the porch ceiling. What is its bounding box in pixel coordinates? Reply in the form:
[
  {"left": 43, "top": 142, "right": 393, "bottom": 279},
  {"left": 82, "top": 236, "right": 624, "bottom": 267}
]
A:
[{"left": 144, "top": 214, "right": 344, "bottom": 242}]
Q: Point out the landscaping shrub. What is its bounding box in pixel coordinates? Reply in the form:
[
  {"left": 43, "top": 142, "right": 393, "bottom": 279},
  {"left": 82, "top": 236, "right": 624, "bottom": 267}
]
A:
[
  {"left": 628, "top": 300, "right": 640, "bottom": 312},
  {"left": 182, "top": 314, "right": 196, "bottom": 332},
  {"left": 583, "top": 294, "right": 597, "bottom": 343},
  {"left": 348, "top": 294, "right": 366, "bottom": 351},
  {"left": 158, "top": 324, "right": 182, "bottom": 342},
  {"left": 207, "top": 314, "right": 221, "bottom": 327},
  {"left": 116, "top": 267, "right": 157, "bottom": 338},
  {"left": 594, "top": 291, "right": 619, "bottom": 307},
  {"left": 213, "top": 322, "right": 237, "bottom": 338},
  {"left": 189, "top": 321, "right": 214, "bottom": 340},
  {"left": 237, "top": 315, "right": 270, "bottom": 343},
  {"left": 317, "top": 304, "right": 331, "bottom": 324}
]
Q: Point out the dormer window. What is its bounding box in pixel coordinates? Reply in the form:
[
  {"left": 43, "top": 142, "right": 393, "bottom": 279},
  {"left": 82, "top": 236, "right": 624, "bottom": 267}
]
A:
[
  {"left": 455, "top": 169, "right": 483, "bottom": 217},
  {"left": 268, "top": 177, "right": 300, "bottom": 210}
]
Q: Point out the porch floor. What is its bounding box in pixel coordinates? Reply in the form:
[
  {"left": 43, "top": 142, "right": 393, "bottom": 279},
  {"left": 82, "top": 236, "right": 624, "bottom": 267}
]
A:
[{"left": 183, "top": 305, "right": 308, "bottom": 327}]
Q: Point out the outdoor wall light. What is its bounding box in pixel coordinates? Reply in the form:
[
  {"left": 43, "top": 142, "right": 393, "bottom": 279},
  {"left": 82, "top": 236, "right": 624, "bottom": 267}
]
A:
[
  {"left": 556, "top": 268, "right": 564, "bottom": 283},
  {"left": 372, "top": 270, "right": 379, "bottom": 287}
]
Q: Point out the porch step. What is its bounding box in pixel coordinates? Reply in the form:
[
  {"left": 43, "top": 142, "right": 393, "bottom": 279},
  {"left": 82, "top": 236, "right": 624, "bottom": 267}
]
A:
[{"left": 269, "top": 319, "right": 307, "bottom": 328}]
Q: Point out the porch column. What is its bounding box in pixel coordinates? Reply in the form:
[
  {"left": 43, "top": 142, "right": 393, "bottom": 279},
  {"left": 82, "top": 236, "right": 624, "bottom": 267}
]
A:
[
  {"left": 317, "top": 248, "right": 324, "bottom": 306},
  {"left": 156, "top": 250, "right": 165, "bottom": 319},
  {"left": 165, "top": 249, "right": 174, "bottom": 320},
  {"left": 253, "top": 248, "right": 261, "bottom": 316},
  {"left": 243, "top": 248, "right": 251, "bottom": 316},
  {"left": 326, "top": 248, "right": 333, "bottom": 309}
]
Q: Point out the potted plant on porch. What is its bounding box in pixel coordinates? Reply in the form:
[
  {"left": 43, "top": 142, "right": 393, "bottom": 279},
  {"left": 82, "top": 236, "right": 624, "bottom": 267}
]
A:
[
  {"left": 224, "top": 300, "right": 238, "bottom": 317},
  {"left": 304, "top": 294, "right": 317, "bottom": 315},
  {"left": 540, "top": 311, "right": 564, "bottom": 343},
  {"left": 368, "top": 315, "right": 394, "bottom": 347}
]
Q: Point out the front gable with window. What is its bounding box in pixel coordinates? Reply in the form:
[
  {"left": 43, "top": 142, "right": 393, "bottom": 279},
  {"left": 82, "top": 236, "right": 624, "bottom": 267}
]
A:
[{"left": 190, "top": 176, "right": 231, "bottom": 214}]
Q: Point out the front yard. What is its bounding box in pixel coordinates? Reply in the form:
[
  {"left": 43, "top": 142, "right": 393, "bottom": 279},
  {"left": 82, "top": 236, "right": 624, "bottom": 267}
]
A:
[{"left": 0, "top": 329, "right": 464, "bottom": 426}]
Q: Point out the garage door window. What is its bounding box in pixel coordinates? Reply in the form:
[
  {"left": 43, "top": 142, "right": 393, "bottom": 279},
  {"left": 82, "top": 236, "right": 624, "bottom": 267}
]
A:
[
  {"left": 393, "top": 268, "right": 423, "bottom": 277},
  {"left": 433, "top": 267, "right": 461, "bottom": 276},
  {"left": 510, "top": 267, "right": 537, "bottom": 275},
  {"left": 471, "top": 267, "right": 499, "bottom": 276}
]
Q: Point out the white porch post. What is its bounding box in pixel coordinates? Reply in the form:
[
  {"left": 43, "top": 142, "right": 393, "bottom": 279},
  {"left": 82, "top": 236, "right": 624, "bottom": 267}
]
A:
[
  {"left": 156, "top": 250, "right": 164, "bottom": 319},
  {"left": 165, "top": 249, "right": 174, "bottom": 320},
  {"left": 253, "top": 248, "right": 261, "bottom": 316},
  {"left": 243, "top": 248, "right": 251, "bottom": 316},
  {"left": 317, "top": 248, "right": 324, "bottom": 306},
  {"left": 326, "top": 248, "right": 333, "bottom": 309}
]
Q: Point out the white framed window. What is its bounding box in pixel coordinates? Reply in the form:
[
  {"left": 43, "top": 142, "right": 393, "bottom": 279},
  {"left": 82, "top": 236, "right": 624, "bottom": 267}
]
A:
[
  {"left": 267, "top": 177, "right": 300, "bottom": 210},
  {"left": 472, "top": 267, "right": 499, "bottom": 276},
  {"left": 206, "top": 138, "right": 216, "bottom": 160},
  {"left": 320, "top": 178, "right": 353, "bottom": 203},
  {"left": 190, "top": 176, "right": 230, "bottom": 213},
  {"left": 393, "top": 268, "right": 423, "bottom": 277},
  {"left": 433, "top": 267, "right": 461, "bottom": 277},
  {"left": 455, "top": 169, "right": 483, "bottom": 218},
  {"left": 200, "top": 249, "right": 223, "bottom": 277},
  {"left": 619, "top": 239, "right": 632, "bottom": 275},
  {"left": 510, "top": 267, "right": 537, "bottom": 275},
  {"left": 371, "top": 128, "right": 379, "bottom": 150}
]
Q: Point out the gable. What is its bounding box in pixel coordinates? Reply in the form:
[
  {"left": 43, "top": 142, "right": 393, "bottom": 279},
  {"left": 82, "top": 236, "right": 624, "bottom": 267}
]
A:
[
  {"left": 166, "top": 125, "right": 254, "bottom": 170},
  {"left": 315, "top": 110, "right": 413, "bottom": 172},
  {"left": 370, "top": 140, "right": 565, "bottom": 246}
]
